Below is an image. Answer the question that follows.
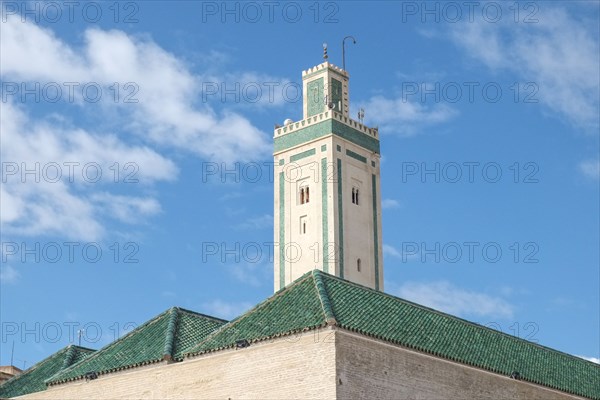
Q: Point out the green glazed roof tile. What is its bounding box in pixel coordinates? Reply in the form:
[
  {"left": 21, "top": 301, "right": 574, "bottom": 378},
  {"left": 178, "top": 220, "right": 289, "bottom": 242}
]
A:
[
  {"left": 186, "top": 272, "right": 328, "bottom": 355},
  {"left": 0, "top": 345, "right": 94, "bottom": 398},
  {"left": 323, "top": 271, "right": 599, "bottom": 400},
  {"left": 11, "top": 272, "right": 598, "bottom": 399},
  {"left": 187, "top": 270, "right": 599, "bottom": 400},
  {"left": 47, "top": 307, "right": 225, "bottom": 385}
]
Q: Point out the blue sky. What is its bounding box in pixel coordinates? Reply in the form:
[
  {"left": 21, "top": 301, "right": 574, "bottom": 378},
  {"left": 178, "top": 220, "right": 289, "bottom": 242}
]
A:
[{"left": 1, "top": 1, "right": 598, "bottom": 369}]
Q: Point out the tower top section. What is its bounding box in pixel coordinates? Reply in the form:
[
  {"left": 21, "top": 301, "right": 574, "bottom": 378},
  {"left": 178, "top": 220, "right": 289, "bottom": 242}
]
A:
[
  {"left": 274, "top": 59, "right": 378, "bottom": 154},
  {"left": 301, "top": 61, "right": 350, "bottom": 120}
]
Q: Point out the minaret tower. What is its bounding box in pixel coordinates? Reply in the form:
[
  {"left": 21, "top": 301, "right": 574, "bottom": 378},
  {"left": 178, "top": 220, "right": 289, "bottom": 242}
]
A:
[{"left": 273, "top": 48, "right": 383, "bottom": 292}]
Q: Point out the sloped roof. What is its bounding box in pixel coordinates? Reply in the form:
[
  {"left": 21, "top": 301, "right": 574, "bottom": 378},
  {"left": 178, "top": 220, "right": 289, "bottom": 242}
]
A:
[
  {"left": 48, "top": 307, "right": 226, "bottom": 385},
  {"left": 0, "top": 345, "right": 94, "bottom": 398},
  {"left": 186, "top": 270, "right": 600, "bottom": 400}
]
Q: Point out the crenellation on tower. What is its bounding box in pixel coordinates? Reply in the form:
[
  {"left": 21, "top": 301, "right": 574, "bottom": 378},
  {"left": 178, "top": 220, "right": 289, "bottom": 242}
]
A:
[
  {"left": 301, "top": 62, "right": 349, "bottom": 78},
  {"left": 273, "top": 110, "right": 378, "bottom": 140}
]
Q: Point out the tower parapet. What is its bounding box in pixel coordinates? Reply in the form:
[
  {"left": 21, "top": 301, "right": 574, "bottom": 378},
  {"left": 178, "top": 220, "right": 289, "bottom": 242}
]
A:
[
  {"left": 301, "top": 62, "right": 348, "bottom": 78},
  {"left": 274, "top": 110, "right": 378, "bottom": 142}
]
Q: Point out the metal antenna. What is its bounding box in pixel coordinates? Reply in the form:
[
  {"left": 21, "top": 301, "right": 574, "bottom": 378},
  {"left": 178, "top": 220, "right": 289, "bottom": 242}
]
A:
[
  {"left": 323, "top": 43, "right": 328, "bottom": 60},
  {"left": 10, "top": 341, "right": 14, "bottom": 366},
  {"left": 77, "top": 329, "right": 85, "bottom": 346},
  {"left": 342, "top": 36, "right": 357, "bottom": 71}
]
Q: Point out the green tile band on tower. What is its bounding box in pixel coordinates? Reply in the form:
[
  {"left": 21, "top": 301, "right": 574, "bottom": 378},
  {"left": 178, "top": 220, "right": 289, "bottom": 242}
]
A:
[
  {"left": 321, "top": 157, "right": 329, "bottom": 272},
  {"left": 337, "top": 158, "right": 344, "bottom": 279}
]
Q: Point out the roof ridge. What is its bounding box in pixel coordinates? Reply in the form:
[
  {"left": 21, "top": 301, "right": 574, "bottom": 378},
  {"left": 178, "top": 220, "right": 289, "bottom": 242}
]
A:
[
  {"left": 60, "top": 346, "right": 77, "bottom": 371},
  {"left": 46, "top": 308, "right": 173, "bottom": 385},
  {"left": 44, "top": 346, "right": 95, "bottom": 386},
  {"left": 67, "top": 344, "right": 96, "bottom": 352},
  {"left": 6, "top": 345, "right": 69, "bottom": 378},
  {"left": 162, "top": 307, "right": 180, "bottom": 361},
  {"left": 0, "top": 345, "right": 96, "bottom": 398},
  {"left": 185, "top": 272, "right": 317, "bottom": 357},
  {"left": 311, "top": 270, "right": 337, "bottom": 326},
  {"left": 172, "top": 306, "right": 228, "bottom": 323},
  {"left": 318, "top": 271, "right": 600, "bottom": 368}
]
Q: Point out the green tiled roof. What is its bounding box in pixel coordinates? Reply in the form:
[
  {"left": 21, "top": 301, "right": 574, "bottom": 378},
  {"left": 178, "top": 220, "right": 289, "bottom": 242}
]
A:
[
  {"left": 48, "top": 307, "right": 226, "bottom": 385},
  {"left": 186, "top": 270, "right": 330, "bottom": 356},
  {"left": 186, "top": 270, "right": 600, "bottom": 400},
  {"left": 0, "top": 345, "right": 94, "bottom": 398}
]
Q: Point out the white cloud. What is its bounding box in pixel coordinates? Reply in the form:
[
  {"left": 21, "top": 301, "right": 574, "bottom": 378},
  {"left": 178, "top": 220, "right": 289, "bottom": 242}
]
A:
[
  {"left": 91, "top": 193, "right": 162, "bottom": 224},
  {"left": 201, "top": 299, "right": 253, "bottom": 320},
  {"left": 214, "top": 72, "right": 301, "bottom": 109},
  {"left": 449, "top": 6, "right": 599, "bottom": 131},
  {"left": 1, "top": 102, "right": 175, "bottom": 240},
  {"left": 0, "top": 16, "right": 281, "bottom": 241},
  {"left": 383, "top": 244, "right": 402, "bottom": 258},
  {"left": 579, "top": 159, "right": 600, "bottom": 180},
  {"left": 228, "top": 261, "right": 271, "bottom": 287},
  {"left": 498, "top": 286, "right": 530, "bottom": 297},
  {"left": 0, "top": 266, "right": 20, "bottom": 285},
  {"left": 357, "top": 95, "right": 457, "bottom": 136},
  {"left": 381, "top": 198, "right": 400, "bottom": 209},
  {"left": 383, "top": 243, "right": 420, "bottom": 261},
  {"left": 1, "top": 17, "right": 272, "bottom": 162},
  {"left": 577, "top": 355, "right": 600, "bottom": 364},
  {"left": 392, "top": 281, "right": 514, "bottom": 319}
]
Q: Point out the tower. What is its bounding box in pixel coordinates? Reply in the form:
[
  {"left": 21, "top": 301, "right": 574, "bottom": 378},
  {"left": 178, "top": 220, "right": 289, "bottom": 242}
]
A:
[{"left": 273, "top": 57, "right": 383, "bottom": 292}]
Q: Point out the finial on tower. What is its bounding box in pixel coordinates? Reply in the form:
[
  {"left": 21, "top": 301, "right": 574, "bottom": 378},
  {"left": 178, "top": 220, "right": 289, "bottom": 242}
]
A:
[{"left": 323, "top": 42, "right": 328, "bottom": 60}]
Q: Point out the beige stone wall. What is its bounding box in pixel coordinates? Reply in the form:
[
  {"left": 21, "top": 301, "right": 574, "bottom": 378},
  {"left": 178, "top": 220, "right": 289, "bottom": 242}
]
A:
[
  {"left": 18, "top": 328, "right": 337, "bottom": 400},
  {"left": 17, "top": 327, "right": 584, "bottom": 399},
  {"left": 335, "top": 330, "right": 585, "bottom": 400}
]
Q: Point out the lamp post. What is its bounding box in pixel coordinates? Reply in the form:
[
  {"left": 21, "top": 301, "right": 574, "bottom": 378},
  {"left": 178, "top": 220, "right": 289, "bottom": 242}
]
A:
[{"left": 342, "top": 36, "right": 357, "bottom": 71}]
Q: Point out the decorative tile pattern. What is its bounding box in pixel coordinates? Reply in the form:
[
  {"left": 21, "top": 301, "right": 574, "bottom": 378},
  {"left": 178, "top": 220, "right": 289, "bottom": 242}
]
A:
[
  {"left": 274, "top": 119, "right": 379, "bottom": 155},
  {"left": 371, "top": 174, "right": 379, "bottom": 290},
  {"left": 331, "top": 78, "right": 343, "bottom": 112},
  {"left": 346, "top": 149, "right": 367, "bottom": 163},
  {"left": 307, "top": 78, "right": 324, "bottom": 117},
  {"left": 290, "top": 148, "right": 316, "bottom": 162},
  {"left": 279, "top": 172, "right": 285, "bottom": 288},
  {"left": 337, "top": 159, "right": 344, "bottom": 279},
  {"left": 321, "top": 158, "right": 329, "bottom": 273}
]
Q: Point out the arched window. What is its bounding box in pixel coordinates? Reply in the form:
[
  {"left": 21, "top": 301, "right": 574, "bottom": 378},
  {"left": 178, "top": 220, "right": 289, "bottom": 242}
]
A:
[
  {"left": 357, "top": 258, "right": 361, "bottom": 272},
  {"left": 300, "top": 216, "right": 307, "bottom": 234},
  {"left": 299, "top": 186, "right": 310, "bottom": 205},
  {"left": 352, "top": 187, "right": 359, "bottom": 205}
]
